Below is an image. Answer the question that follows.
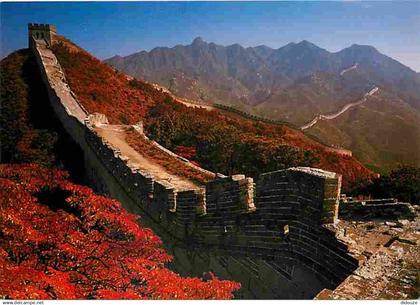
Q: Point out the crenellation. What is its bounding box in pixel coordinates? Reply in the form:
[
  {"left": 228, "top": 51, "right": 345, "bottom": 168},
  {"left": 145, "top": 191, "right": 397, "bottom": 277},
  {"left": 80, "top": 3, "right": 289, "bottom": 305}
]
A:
[{"left": 30, "top": 27, "right": 417, "bottom": 299}]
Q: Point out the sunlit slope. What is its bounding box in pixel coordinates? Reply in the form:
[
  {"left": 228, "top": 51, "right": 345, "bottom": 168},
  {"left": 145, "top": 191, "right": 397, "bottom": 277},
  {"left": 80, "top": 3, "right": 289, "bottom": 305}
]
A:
[
  {"left": 308, "top": 91, "right": 420, "bottom": 173},
  {"left": 51, "top": 36, "right": 374, "bottom": 188}
]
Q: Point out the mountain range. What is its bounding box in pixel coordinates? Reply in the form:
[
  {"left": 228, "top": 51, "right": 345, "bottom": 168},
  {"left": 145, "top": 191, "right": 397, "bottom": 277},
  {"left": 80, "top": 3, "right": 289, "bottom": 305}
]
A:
[{"left": 105, "top": 38, "right": 420, "bottom": 172}]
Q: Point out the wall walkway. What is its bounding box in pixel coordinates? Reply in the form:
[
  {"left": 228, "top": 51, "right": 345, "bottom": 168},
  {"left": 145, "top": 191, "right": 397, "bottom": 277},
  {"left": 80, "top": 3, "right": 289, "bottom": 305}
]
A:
[{"left": 31, "top": 36, "right": 365, "bottom": 299}]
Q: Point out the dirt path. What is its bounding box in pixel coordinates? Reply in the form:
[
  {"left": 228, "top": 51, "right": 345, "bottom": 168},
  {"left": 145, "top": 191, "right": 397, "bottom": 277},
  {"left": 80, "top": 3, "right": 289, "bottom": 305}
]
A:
[{"left": 95, "top": 125, "right": 200, "bottom": 191}]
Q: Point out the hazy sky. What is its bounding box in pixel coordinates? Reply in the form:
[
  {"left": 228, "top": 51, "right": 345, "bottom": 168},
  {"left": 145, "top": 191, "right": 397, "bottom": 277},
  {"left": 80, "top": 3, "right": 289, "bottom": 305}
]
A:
[{"left": 2, "top": 1, "right": 420, "bottom": 71}]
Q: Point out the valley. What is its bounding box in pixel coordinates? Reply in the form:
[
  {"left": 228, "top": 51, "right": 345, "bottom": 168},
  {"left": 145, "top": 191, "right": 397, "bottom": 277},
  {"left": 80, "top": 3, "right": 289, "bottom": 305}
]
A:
[
  {"left": 106, "top": 39, "right": 420, "bottom": 173},
  {"left": 300, "top": 87, "right": 379, "bottom": 130},
  {"left": 1, "top": 17, "right": 419, "bottom": 301}
]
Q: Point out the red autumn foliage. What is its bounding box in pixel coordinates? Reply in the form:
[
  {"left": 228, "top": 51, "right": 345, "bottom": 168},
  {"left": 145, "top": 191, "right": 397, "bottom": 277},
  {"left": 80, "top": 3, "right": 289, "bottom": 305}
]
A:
[
  {"left": 0, "top": 164, "right": 240, "bottom": 299},
  {"left": 125, "top": 129, "right": 214, "bottom": 184},
  {"left": 174, "top": 146, "right": 197, "bottom": 160},
  {"left": 144, "top": 99, "right": 374, "bottom": 188},
  {"left": 50, "top": 37, "right": 374, "bottom": 189}
]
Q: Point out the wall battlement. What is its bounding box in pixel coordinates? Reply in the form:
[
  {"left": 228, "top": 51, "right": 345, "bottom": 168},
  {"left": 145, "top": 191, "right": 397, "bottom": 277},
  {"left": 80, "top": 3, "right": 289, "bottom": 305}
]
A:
[{"left": 29, "top": 27, "right": 377, "bottom": 298}]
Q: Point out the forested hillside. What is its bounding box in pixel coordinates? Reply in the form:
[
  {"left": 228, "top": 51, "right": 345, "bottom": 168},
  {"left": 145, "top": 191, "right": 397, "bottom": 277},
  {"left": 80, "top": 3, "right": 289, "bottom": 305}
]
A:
[
  {"left": 52, "top": 37, "right": 375, "bottom": 188},
  {"left": 106, "top": 38, "right": 420, "bottom": 173},
  {"left": 0, "top": 49, "right": 57, "bottom": 166}
]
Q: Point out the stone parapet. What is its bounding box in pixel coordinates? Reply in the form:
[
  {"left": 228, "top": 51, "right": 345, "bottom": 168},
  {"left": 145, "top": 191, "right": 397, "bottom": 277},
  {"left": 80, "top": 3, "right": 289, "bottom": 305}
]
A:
[
  {"left": 339, "top": 200, "right": 415, "bottom": 221},
  {"left": 30, "top": 31, "right": 382, "bottom": 298}
]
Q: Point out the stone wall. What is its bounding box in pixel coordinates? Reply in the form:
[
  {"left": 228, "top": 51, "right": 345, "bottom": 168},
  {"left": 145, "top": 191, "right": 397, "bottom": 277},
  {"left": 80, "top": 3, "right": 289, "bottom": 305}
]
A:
[
  {"left": 30, "top": 35, "right": 360, "bottom": 299},
  {"left": 28, "top": 23, "right": 57, "bottom": 47},
  {"left": 339, "top": 200, "right": 415, "bottom": 221},
  {"left": 325, "top": 147, "right": 353, "bottom": 157}
]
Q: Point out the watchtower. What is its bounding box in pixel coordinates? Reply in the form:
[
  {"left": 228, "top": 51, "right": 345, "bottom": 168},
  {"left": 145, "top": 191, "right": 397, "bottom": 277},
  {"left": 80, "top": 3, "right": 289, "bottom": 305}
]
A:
[{"left": 28, "top": 23, "right": 57, "bottom": 47}]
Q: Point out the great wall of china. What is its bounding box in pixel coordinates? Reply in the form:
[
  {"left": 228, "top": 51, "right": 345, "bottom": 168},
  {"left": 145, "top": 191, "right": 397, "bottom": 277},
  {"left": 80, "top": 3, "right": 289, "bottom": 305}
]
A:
[
  {"left": 300, "top": 87, "right": 380, "bottom": 131},
  {"left": 28, "top": 24, "right": 418, "bottom": 299},
  {"left": 150, "top": 80, "right": 354, "bottom": 157}
]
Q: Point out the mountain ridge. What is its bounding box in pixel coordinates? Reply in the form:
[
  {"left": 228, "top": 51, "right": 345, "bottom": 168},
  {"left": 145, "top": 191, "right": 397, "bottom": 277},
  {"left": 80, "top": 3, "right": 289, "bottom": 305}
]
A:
[
  {"left": 105, "top": 38, "right": 420, "bottom": 172},
  {"left": 105, "top": 38, "right": 420, "bottom": 108}
]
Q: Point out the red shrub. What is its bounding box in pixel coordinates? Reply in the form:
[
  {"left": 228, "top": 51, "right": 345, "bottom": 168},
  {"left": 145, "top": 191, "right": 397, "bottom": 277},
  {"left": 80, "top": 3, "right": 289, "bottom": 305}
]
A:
[
  {"left": 174, "top": 146, "right": 197, "bottom": 160},
  {"left": 51, "top": 37, "right": 172, "bottom": 125},
  {"left": 0, "top": 164, "right": 240, "bottom": 299},
  {"left": 51, "top": 37, "right": 374, "bottom": 187}
]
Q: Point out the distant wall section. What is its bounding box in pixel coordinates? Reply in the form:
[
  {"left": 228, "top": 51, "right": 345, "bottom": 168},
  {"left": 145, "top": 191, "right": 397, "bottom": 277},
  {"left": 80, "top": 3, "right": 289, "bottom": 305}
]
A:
[{"left": 28, "top": 23, "right": 57, "bottom": 47}]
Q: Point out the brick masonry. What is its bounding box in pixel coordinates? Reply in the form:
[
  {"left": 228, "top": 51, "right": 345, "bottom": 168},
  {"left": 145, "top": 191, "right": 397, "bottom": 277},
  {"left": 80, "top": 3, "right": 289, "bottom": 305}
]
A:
[{"left": 29, "top": 25, "right": 368, "bottom": 299}]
